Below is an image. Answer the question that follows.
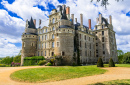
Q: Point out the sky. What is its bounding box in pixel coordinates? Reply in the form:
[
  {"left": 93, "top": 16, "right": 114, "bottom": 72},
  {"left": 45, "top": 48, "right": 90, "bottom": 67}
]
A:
[{"left": 0, "top": 0, "right": 130, "bottom": 57}]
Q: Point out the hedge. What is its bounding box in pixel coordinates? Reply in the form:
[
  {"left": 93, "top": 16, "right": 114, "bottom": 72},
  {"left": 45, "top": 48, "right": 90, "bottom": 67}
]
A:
[{"left": 24, "top": 56, "right": 45, "bottom": 66}]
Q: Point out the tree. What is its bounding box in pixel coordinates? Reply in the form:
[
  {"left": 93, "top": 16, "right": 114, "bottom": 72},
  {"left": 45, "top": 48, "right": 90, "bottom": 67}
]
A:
[
  {"left": 1, "top": 56, "right": 13, "bottom": 65},
  {"left": 122, "top": 52, "right": 130, "bottom": 64},
  {"left": 117, "top": 50, "right": 124, "bottom": 64},
  {"left": 97, "top": 57, "right": 104, "bottom": 67},
  {"left": 109, "top": 58, "right": 115, "bottom": 67},
  {"left": 13, "top": 55, "right": 21, "bottom": 63},
  {"left": 91, "top": 0, "right": 124, "bottom": 9}
]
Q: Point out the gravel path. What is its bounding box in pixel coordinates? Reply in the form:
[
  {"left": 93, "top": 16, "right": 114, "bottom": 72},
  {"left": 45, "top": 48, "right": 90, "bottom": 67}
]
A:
[{"left": 0, "top": 66, "right": 130, "bottom": 85}]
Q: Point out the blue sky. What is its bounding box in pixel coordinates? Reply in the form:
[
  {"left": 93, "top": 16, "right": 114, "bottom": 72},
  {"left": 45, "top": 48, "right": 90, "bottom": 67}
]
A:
[{"left": 0, "top": 0, "right": 130, "bottom": 57}]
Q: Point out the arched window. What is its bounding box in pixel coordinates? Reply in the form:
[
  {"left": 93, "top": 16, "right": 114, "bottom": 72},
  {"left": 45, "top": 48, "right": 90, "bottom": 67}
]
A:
[
  {"left": 52, "top": 18, "right": 55, "bottom": 23},
  {"left": 52, "top": 26, "right": 55, "bottom": 30}
]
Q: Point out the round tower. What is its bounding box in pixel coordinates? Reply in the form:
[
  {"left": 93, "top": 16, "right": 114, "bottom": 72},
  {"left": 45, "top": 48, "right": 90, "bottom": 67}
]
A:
[
  {"left": 54, "top": 19, "right": 75, "bottom": 65},
  {"left": 21, "top": 17, "right": 37, "bottom": 66}
]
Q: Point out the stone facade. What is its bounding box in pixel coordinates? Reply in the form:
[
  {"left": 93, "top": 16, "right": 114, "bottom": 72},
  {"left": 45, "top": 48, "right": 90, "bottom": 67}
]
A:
[{"left": 21, "top": 5, "right": 118, "bottom": 65}]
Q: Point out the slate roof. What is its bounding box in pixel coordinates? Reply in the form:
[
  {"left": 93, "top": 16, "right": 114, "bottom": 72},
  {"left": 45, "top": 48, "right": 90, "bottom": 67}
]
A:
[{"left": 28, "top": 17, "right": 36, "bottom": 29}]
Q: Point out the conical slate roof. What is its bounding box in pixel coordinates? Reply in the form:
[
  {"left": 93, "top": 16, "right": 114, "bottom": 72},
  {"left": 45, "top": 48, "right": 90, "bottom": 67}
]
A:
[{"left": 28, "top": 17, "right": 36, "bottom": 29}]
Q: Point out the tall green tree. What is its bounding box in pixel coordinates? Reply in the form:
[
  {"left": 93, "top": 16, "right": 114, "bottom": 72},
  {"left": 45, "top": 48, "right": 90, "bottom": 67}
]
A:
[
  {"left": 122, "top": 52, "right": 130, "bottom": 64},
  {"left": 117, "top": 50, "right": 124, "bottom": 63},
  {"left": 13, "top": 55, "right": 21, "bottom": 63}
]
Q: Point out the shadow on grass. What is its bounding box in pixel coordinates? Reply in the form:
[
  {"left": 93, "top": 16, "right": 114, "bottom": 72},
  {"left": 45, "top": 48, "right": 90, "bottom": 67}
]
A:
[{"left": 93, "top": 82, "right": 129, "bottom": 85}]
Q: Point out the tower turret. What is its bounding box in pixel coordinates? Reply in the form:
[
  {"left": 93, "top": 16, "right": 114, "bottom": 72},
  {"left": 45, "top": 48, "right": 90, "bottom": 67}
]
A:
[{"left": 21, "top": 17, "right": 38, "bottom": 66}]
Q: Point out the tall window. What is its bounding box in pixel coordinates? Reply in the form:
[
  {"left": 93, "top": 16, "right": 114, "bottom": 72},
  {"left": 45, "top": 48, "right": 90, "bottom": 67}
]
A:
[
  {"left": 42, "top": 36, "right": 43, "bottom": 41},
  {"left": 52, "top": 18, "right": 55, "bottom": 23},
  {"left": 80, "top": 34, "right": 81, "bottom": 39},
  {"left": 89, "top": 37, "right": 90, "bottom": 41},
  {"left": 52, "top": 26, "right": 55, "bottom": 30},
  {"left": 45, "top": 35, "right": 47, "bottom": 40},
  {"left": 90, "top": 51, "right": 91, "bottom": 56},
  {"left": 39, "top": 36, "right": 40, "bottom": 41},
  {"left": 45, "top": 51, "right": 46, "bottom": 56},
  {"left": 46, "top": 29, "right": 47, "bottom": 32},
  {"left": 102, "top": 44, "right": 104, "bottom": 49},
  {"left": 80, "top": 50, "right": 82, "bottom": 56},
  {"left": 85, "top": 51, "right": 87, "bottom": 56},
  {"left": 57, "top": 42, "right": 60, "bottom": 47},
  {"left": 103, "top": 51, "right": 105, "bottom": 54},
  {"left": 90, "top": 43, "right": 91, "bottom": 49},
  {"left": 52, "top": 42, "right": 54, "bottom": 48},
  {"left": 96, "top": 26, "right": 97, "bottom": 30},
  {"left": 43, "top": 29, "right": 44, "bottom": 33},
  {"left": 39, "top": 44, "right": 40, "bottom": 49},
  {"left": 52, "top": 52, "right": 54, "bottom": 56},
  {"left": 80, "top": 41, "right": 81, "bottom": 47},
  {"left": 45, "top": 42, "right": 46, "bottom": 48},
  {"left": 38, "top": 51, "right": 39, "bottom": 56},
  {"left": 84, "top": 35, "right": 86, "bottom": 40},
  {"left": 102, "top": 25, "right": 104, "bottom": 29},
  {"left": 96, "top": 43, "right": 98, "bottom": 46},
  {"left": 102, "top": 37, "right": 104, "bottom": 42},
  {"left": 42, "top": 43, "right": 43, "bottom": 48},
  {"left": 102, "top": 31, "right": 104, "bottom": 35},
  {"left": 52, "top": 34, "right": 54, "bottom": 39},
  {"left": 85, "top": 43, "right": 87, "bottom": 48}
]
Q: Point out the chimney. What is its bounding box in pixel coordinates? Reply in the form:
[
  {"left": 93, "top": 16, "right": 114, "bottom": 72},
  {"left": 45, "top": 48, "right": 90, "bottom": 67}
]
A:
[
  {"left": 66, "top": 6, "right": 70, "bottom": 20},
  {"left": 96, "top": 18, "right": 99, "bottom": 24},
  {"left": 109, "top": 15, "right": 112, "bottom": 24},
  {"left": 75, "top": 18, "right": 77, "bottom": 24},
  {"left": 39, "top": 19, "right": 41, "bottom": 26},
  {"left": 88, "top": 19, "right": 91, "bottom": 29},
  {"left": 99, "top": 14, "right": 102, "bottom": 24},
  {"left": 71, "top": 14, "right": 74, "bottom": 25},
  {"left": 33, "top": 19, "right": 36, "bottom": 27},
  {"left": 80, "top": 14, "right": 83, "bottom": 26}
]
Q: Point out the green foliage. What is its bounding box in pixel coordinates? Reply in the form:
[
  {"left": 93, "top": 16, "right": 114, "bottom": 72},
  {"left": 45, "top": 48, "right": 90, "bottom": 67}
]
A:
[
  {"left": 122, "top": 52, "right": 130, "bottom": 64},
  {"left": 117, "top": 50, "right": 124, "bottom": 56},
  {"left": 118, "top": 55, "right": 123, "bottom": 64},
  {"left": 0, "top": 58, "right": 3, "bottom": 60},
  {"left": 46, "top": 63, "right": 52, "bottom": 66},
  {"left": 38, "top": 60, "right": 47, "bottom": 65},
  {"left": 97, "top": 58, "right": 104, "bottom": 67},
  {"left": 109, "top": 58, "right": 115, "bottom": 67},
  {"left": 24, "top": 56, "right": 45, "bottom": 66},
  {"left": 0, "top": 64, "right": 6, "bottom": 67},
  {"left": 13, "top": 55, "right": 21, "bottom": 63},
  {"left": 1, "top": 56, "right": 13, "bottom": 65},
  {"left": 50, "top": 59, "right": 55, "bottom": 64}
]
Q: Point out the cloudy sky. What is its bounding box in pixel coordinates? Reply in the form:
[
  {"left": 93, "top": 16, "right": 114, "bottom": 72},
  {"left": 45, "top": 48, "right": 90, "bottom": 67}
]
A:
[{"left": 0, "top": 0, "right": 130, "bottom": 57}]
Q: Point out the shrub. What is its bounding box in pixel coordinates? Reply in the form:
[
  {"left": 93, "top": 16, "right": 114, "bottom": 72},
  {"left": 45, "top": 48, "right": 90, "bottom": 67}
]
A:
[
  {"left": 46, "top": 63, "right": 52, "bottom": 66},
  {"left": 97, "top": 58, "right": 104, "bottom": 67},
  {"left": 122, "top": 52, "right": 130, "bottom": 64},
  {"left": 109, "top": 58, "right": 115, "bottom": 67},
  {"left": 38, "top": 60, "right": 47, "bottom": 65},
  {"left": 0, "top": 64, "right": 6, "bottom": 67}
]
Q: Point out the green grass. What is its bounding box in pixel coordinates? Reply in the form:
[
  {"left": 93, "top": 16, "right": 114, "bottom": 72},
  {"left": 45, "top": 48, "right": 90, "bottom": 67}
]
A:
[
  {"left": 10, "top": 66, "right": 106, "bottom": 83},
  {"left": 91, "top": 79, "right": 130, "bottom": 85},
  {"left": 104, "top": 64, "right": 130, "bottom": 67}
]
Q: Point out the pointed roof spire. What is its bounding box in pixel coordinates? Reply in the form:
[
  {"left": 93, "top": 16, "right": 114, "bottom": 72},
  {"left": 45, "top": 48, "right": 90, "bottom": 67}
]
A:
[{"left": 28, "top": 17, "right": 36, "bottom": 29}]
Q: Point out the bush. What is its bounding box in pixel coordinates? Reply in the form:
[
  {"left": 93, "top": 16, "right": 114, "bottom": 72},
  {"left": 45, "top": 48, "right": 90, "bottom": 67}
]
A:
[
  {"left": 0, "top": 64, "right": 6, "bottom": 67},
  {"left": 46, "top": 63, "right": 52, "bottom": 66},
  {"left": 109, "top": 58, "right": 115, "bottom": 67},
  {"left": 24, "top": 56, "right": 45, "bottom": 66},
  {"left": 38, "top": 60, "right": 47, "bottom": 65},
  {"left": 97, "top": 58, "right": 104, "bottom": 67}
]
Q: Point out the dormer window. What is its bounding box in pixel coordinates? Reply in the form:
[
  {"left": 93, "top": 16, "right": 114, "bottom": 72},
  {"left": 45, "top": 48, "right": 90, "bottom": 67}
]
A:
[{"left": 52, "top": 18, "right": 55, "bottom": 23}]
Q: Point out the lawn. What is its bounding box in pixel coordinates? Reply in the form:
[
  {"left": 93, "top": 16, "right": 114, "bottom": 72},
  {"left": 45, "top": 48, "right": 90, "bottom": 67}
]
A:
[
  {"left": 104, "top": 64, "right": 130, "bottom": 67},
  {"left": 10, "top": 65, "right": 106, "bottom": 83},
  {"left": 91, "top": 79, "right": 130, "bottom": 85}
]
